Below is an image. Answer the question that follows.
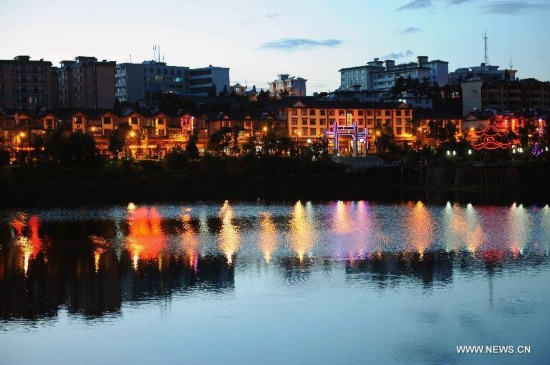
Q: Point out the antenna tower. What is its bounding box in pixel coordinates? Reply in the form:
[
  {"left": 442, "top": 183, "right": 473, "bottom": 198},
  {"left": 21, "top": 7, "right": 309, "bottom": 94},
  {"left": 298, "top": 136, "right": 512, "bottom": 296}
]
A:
[{"left": 483, "top": 31, "right": 489, "bottom": 65}]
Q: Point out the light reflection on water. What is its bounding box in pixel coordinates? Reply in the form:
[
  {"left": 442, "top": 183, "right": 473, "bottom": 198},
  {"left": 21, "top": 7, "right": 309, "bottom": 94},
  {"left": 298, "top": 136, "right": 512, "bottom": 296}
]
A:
[{"left": 1, "top": 201, "right": 549, "bottom": 364}]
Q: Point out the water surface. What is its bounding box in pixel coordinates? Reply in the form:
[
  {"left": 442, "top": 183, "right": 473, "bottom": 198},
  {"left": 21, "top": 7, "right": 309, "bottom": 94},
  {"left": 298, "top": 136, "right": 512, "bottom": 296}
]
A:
[{"left": 1, "top": 201, "right": 549, "bottom": 364}]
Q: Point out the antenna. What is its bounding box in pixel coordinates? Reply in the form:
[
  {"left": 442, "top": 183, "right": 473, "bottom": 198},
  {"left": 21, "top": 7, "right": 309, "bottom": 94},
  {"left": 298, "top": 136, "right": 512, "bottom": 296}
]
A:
[
  {"left": 153, "top": 46, "right": 156, "bottom": 61},
  {"left": 483, "top": 31, "right": 489, "bottom": 65},
  {"left": 130, "top": 54, "right": 132, "bottom": 63},
  {"left": 509, "top": 58, "right": 513, "bottom": 69},
  {"left": 158, "top": 45, "right": 161, "bottom": 62}
]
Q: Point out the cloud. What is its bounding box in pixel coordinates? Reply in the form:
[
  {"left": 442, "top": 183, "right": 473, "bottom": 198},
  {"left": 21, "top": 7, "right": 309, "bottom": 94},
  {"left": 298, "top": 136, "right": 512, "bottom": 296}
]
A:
[
  {"left": 400, "top": 27, "right": 422, "bottom": 34},
  {"left": 241, "top": 13, "right": 280, "bottom": 25},
  {"left": 481, "top": 1, "right": 550, "bottom": 14},
  {"left": 261, "top": 38, "right": 343, "bottom": 51},
  {"left": 397, "top": 0, "right": 432, "bottom": 10},
  {"left": 383, "top": 50, "right": 414, "bottom": 60},
  {"left": 448, "top": 0, "right": 473, "bottom": 4}
]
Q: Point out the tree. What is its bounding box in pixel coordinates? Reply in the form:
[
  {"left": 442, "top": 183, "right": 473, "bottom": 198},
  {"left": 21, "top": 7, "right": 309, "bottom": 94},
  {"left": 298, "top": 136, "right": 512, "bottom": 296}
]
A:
[
  {"left": 108, "top": 128, "right": 128, "bottom": 159},
  {"left": 208, "top": 127, "right": 232, "bottom": 155},
  {"left": 278, "top": 89, "right": 290, "bottom": 99},
  {"left": 257, "top": 89, "right": 271, "bottom": 102},
  {"left": 185, "top": 131, "right": 200, "bottom": 159},
  {"left": 44, "top": 128, "right": 98, "bottom": 166},
  {"left": 427, "top": 120, "right": 457, "bottom": 143}
]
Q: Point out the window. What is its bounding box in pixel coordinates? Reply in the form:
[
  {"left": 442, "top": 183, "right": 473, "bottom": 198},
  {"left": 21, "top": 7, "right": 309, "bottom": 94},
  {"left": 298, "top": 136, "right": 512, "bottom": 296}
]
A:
[
  {"left": 338, "top": 110, "right": 345, "bottom": 116},
  {"left": 385, "top": 119, "right": 392, "bottom": 125},
  {"left": 367, "top": 119, "right": 374, "bottom": 126},
  {"left": 320, "top": 110, "right": 326, "bottom": 116},
  {"left": 310, "top": 128, "right": 317, "bottom": 135},
  {"left": 396, "top": 119, "right": 402, "bottom": 126},
  {"left": 396, "top": 110, "right": 402, "bottom": 116},
  {"left": 291, "top": 118, "right": 298, "bottom": 125},
  {"left": 291, "top": 109, "right": 297, "bottom": 116},
  {"left": 320, "top": 118, "right": 326, "bottom": 124},
  {"left": 157, "top": 118, "right": 165, "bottom": 125},
  {"left": 302, "top": 127, "right": 308, "bottom": 136},
  {"left": 301, "top": 118, "right": 308, "bottom": 125},
  {"left": 329, "top": 110, "right": 335, "bottom": 116},
  {"left": 376, "top": 110, "right": 381, "bottom": 116},
  {"left": 301, "top": 109, "right": 307, "bottom": 116},
  {"left": 309, "top": 109, "right": 315, "bottom": 116},
  {"left": 358, "top": 110, "right": 364, "bottom": 116},
  {"left": 291, "top": 128, "right": 298, "bottom": 136},
  {"left": 310, "top": 119, "right": 316, "bottom": 125},
  {"left": 103, "top": 117, "right": 112, "bottom": 125},
  {"left": 396, "top": 127, "right": 402, "bottom": 135},
  {"left": 385, "top": 110, "right": 391, "bottom": 116},
  {"left": 405, "top": 110, "right": 411, "bottom": 116},
  {"left": 367, "top": 110, "right": 373, "bottom": 116}
]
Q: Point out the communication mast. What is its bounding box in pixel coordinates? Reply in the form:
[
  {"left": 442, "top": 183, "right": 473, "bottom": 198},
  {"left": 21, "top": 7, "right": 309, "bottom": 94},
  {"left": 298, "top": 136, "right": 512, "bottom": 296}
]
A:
[{"left": 483, "top": 31, "right": 489, "bottom": 65}]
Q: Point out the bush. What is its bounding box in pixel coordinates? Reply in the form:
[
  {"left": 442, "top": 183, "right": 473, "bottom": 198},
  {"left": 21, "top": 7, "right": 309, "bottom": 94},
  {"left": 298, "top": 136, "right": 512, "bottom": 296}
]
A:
[
  {"left": 0, "top": 149, "right": 10, "bottom": 166},
  {"left": 165, "top": 147, "right": 190, "bottom": 169}
]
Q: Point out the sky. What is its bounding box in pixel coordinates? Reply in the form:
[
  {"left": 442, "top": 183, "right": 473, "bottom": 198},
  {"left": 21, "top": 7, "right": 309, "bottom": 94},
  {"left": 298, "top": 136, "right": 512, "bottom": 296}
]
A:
[{"left": 1, "top": 0, "right": 549, "bottom": 94}]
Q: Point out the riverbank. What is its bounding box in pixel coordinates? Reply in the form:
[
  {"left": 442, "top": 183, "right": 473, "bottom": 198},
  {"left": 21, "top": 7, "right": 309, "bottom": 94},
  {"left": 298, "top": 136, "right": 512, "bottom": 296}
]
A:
[{"left": 1, "top": 160, "right": 549, "bottom": 208}]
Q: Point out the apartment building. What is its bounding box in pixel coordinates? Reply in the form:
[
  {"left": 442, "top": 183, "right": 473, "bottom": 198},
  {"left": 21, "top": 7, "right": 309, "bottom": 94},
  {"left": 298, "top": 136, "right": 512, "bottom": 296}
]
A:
[
  {"left": 269, "top": 74, "right": 307, "bottom": 99},
  {"left": 115, "top": 61, "right": 190, "bottom": 103},
  {"left": 462, "top": 79, "right": 550, "bottom": 115},
  {"left": 0, "top": 56, "right": 53, "bottom": 111},
  {"left": 449, "top": 63, "right": 517, "bottom": 85},
  {"left": 56, "top": 56, "right": 116, "bottom": 109},
  {"left": 189, "top": 65, "right": 230, "bottom": 96},
  {"left": 340, "top": 56, "right": 448, "bottom": 92}
]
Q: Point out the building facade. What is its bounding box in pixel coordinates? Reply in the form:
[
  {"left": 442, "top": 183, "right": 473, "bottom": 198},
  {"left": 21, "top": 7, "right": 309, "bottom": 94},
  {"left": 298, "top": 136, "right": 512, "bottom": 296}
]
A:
[
  {"left": 340, "top": 56, "right": 448, "bottom": 92},
  {"left": 461, "top": 79, "right": 550, "bottom": 116},
  {"left": 189, "top": 66, "right": 230, "bottom": 96},
  {"left": 282, "top": 99, "right": 414, "bottom": 154},
  {"left": 269, "top": 74, "right": 307, "bottom": 99},
  {"left": 0, "top": 56, "right": 53, "bottom": 111},
  {"left": 56, "top": 56, "right": 116, "bottom": 109}
]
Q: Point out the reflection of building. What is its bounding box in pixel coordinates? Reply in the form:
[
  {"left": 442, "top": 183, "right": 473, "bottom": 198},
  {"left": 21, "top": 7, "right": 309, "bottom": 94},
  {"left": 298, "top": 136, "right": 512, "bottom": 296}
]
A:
[
  {"left": 270, "top": 74, "right": 307, "bottom": 98},
  {"left": 339, "top": 56, "right": 448, "bottom": 92},
  {"left": 0, "top": 56, "right": 53, "bottom": 111}
]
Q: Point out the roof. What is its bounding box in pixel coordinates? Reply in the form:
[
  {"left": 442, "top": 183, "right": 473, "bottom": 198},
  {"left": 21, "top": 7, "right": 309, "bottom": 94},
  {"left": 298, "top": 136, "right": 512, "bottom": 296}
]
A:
[
  {"left": 414, "top": 108, "right": 463, "bottom": 120},
  {"left": 285, "top": 98, "right": 408, "bottom": 110}
]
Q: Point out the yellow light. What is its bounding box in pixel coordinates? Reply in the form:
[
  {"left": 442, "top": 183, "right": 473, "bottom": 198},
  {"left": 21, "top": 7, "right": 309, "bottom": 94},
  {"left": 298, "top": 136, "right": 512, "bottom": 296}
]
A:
[
  {"left": 19, "top": 132, "right": 26, "bottom": 137},
  {"left": 263, "top": 126, "right": 268, "bottom": 132},
  {"left": 129, "top": 131, "right": 136, "bottom": 137}
]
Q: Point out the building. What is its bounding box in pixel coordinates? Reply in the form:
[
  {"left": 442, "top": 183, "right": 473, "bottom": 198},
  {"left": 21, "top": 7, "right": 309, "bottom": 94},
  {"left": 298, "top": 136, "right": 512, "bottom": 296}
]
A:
[
  {"left": 282, "top": 99, "right": 414, "bottom": 155},
  {"left": 230, "top": 83, "right": 247, "bottom": 96},
  {"left": 269, "top": 74, "right": 307, "bottom": 99},
  {"left": 56, "top": 56, "right": 116, "bottom": 109},
  {"left": 449, "top": 63, "right": 517, "bottom": 85},
  {"left": 0, "top": 56, "right": 53, "bottom": 111},
  {"left": 115, "top": 61, "right": 190, "bottom": 103},
  {"left": 339, "top": 56, "right": 448, "bottom": 92},
  {"left": 461, "top": 79, "right": 550, "bottom": 116},
  {"left": 189, "top": 66, "right": 230, "bottom": 96}
]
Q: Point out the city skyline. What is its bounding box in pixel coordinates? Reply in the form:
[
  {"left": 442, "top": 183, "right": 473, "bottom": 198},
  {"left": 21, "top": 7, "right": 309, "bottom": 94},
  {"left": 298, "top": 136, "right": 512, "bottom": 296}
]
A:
[{"left": 1, "top": 0, "right": 549, "bottom": 94}]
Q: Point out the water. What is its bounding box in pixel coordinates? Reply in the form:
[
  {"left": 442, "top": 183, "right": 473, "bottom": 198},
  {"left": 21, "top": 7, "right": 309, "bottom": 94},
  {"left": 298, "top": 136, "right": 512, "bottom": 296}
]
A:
[{"left": 1, "top": 201, "right": 549, "bottom": 364}]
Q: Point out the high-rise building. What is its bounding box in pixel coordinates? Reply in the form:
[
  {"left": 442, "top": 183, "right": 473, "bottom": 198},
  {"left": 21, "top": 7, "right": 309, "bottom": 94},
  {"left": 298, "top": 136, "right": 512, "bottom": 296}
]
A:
[
  {"left": 269, "top": 74, "right": 307, "bottom": 99},
  {"left": 189, "top": 66, "right": 230, "bottom": 96},
  {"left": 0, "top": 56, "right": 53, "bottom": 111},
  {"left": 115, "top": 61, "right": 190, "bottom": 103},
  {"left": 56, "top": 56, "right": 115, "bottom": 109},
  {"left": 339, "top": 56, "right": 448, "bottom": 92}
]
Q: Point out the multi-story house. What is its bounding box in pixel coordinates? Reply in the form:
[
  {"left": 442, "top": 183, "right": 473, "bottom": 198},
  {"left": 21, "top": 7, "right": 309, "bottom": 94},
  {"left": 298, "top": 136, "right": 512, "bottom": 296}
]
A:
[
  {"left": 0, "top": 56, "right": 53, "bottom": 111},
  {"left": 56, "top": 56, "right": 116, "bottom": 109},
  {"left": 340, "top": 56, "right": 448, "bottom": 92}
]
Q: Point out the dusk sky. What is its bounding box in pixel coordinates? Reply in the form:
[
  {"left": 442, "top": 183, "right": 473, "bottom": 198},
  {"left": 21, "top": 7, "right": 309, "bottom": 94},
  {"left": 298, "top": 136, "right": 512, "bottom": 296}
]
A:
[{"left": 1, "top": 0, "right": 549, "bottom": 93}]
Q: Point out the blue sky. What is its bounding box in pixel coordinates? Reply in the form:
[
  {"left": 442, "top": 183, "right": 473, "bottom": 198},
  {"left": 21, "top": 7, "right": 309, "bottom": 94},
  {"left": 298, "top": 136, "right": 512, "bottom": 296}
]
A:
[{"left": 1, "top": 0, "right": 549, "bottom": 93}]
